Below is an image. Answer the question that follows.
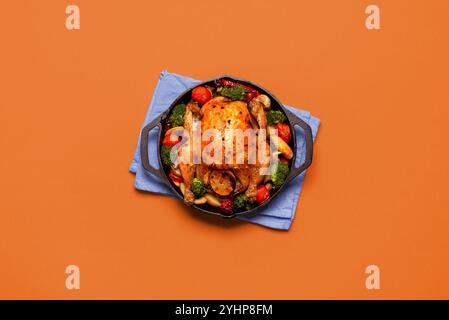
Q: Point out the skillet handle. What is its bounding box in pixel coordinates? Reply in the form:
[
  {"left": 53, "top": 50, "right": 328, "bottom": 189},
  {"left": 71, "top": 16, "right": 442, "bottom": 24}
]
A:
[
  {"left": 140, "top": 114, "right": 165, "bottom": 180},
  {"left": 284, "top": 108, "right": 314, "bottom": 183}
]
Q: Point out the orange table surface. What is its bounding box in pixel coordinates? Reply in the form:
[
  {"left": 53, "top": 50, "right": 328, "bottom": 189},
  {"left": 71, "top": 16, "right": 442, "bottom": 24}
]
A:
[{"left": 0, "top": 0, "right": 448, "bottom": 299}]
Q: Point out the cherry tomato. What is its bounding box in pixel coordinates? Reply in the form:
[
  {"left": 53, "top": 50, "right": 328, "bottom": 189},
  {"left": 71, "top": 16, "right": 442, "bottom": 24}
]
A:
[
  {"left": 245, "top": 90, "right": 260, "bottom": 102},
  {"left": 168, "top": 170, "right": 183, "bottom": 184},
  {"left": 275, "top": 123, "right": 291, "bottom": 143},
  {"left": 192, "top": 86, "right": 212, "bottom": 105},
  {"left": 256, "top": 185, "right": 270, "bottom": 205},
  {"left": 217, "top": 79, "right": 236, "bottom": 87},
  {"left": 162, "top": 134, "right": 181, "bottom": 147},
  {"left": 220, "top": 198, "right": 234, "bottom": 215}
]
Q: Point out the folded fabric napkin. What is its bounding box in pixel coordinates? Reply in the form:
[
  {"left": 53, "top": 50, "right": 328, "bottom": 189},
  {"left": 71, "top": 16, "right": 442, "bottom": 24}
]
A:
[{"left": 130, "top": 71, "right": 320, "bottom": 230}]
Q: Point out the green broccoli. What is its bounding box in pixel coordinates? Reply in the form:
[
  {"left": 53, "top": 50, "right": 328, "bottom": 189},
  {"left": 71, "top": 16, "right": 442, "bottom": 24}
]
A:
[
  {"left": 219, "top": 84, "right": 247, "bottom": 101},
  {"left": 271, "top": 162, "right": 289, "bottom": 188},
  {"left": 169, "top": 104, "right": 186, "bottom": 127},
  {"left": 266, "top": 110, "right": 287, "bottom": 125},
  {"left": 233, "top": 193, "right": 249, "bottom": 210},
  {"left": 161, "top": 145, "right": 175, "bottom": 167},
  {"left": 234, "top": 193, "right": 255, "bottom": 211},
  {"left": 191, "top": 178, "right": 207, "bottom": 197},
  {"left": 245, "top": 201, "right": 255, "bottom": 211}
]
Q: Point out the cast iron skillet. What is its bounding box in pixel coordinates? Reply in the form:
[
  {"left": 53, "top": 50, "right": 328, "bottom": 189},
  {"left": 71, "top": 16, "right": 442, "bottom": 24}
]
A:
[{"left": 140, "top": 75, "right": 313, "bottom": 218}]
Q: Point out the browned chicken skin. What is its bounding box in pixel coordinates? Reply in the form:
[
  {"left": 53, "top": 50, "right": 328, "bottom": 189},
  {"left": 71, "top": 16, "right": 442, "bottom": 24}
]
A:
[
  {"left": 178, "top": 102, "right": 199, "bottom": 204},
  {"left": 178, "top": 97, "right": 269, "bottom": 202},
  {"left": 201, "top": 97, "right": 252, "bottom": 169}
]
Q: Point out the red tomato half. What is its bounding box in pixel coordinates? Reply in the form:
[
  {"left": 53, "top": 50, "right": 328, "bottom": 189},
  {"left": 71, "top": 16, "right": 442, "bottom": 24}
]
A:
[
  {"left": 162, "top": 134, "right": 181, "bottom": 147},
  {"left": 245, "top": 91, "right": 259, "bottom": 102},
  {"left": 275, "top": 123, "right": 291, "bottom": 143},
  {"left": 256, "top": 185, "right": 270, "bottom": 205},
  {"left": 220, "top": 198, "right": 234, "bottom": 215},
  {"left": 192, "top": 86, "right": 212, "bottom": 105}
]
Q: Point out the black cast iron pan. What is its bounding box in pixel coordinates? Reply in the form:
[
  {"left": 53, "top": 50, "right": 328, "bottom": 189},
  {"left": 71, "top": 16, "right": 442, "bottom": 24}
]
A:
[{"left": 140, "top": 75, "right": 313, "bottom": 218}]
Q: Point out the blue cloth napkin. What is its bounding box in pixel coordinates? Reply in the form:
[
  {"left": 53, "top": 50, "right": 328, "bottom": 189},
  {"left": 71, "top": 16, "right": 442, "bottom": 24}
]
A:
[{"left": 130, "top": 71, "right": 320, "bottom": 230}]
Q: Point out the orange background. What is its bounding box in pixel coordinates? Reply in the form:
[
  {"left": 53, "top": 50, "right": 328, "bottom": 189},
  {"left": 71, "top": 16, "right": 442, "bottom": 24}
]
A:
[{"left": 1, "top": 0, "right": 448, "bottom": 299}]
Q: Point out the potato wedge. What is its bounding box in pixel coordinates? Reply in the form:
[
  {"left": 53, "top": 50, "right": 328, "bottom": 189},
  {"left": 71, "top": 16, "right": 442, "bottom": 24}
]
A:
[
  {"left": 204, "top": 193, "right": 221, "bottom": 207},
  {"left": 271, "top": 135, "right": 294, "bottom": 160},
  {"left": 194, "top": 197, "right": 207, "bottom": 205}
]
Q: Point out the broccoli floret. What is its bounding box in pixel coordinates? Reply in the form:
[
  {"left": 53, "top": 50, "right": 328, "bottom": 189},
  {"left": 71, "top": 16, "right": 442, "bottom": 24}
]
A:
[
  {"left": 169, "top": 104, "right": 186, "bottom": 127},
  {"left": 191, "top": 178, "right": 207, "bottom": 197},
  {"left": 233, "top": 194, "right": 249, "bottom": 210},
  {"left": 266, "top": 110, "right": 287, "bottom": 125},
  {"left": 234, "top": 194, "right": 255, "bottom": 211},
  {"left": 271, "top": 162, "right": 289, "bottom": 188},
  {"left": 161, "top": 145, "right": 175, "bottom": 167},
  {"left": 219, "top": 84, "right": 246, "bottom": 100},
  {"left": 245, "top": 201, "right": 255, "bottom": 211}
]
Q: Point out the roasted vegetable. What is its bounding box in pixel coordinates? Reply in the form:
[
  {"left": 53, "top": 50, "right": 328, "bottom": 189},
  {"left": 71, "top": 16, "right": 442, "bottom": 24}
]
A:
[
  {"left": 234, "top": 193, "right": 253, "bottom": 210},
  {"left": 161, "top": 145, "right": 175, "bottom": 167},
  {"left": 244, "top": 200, "right": 255, "bottom": 211},
  {"left": 266, "top": 110, "right": 287, "bottom": 125},
  {"left": 275, "top": 123, "right": 291, "bottom": 143},
  {"left": 216, "top": 79, "right": 260, "bottom": 102},
  {"left": 162, "top": 134, "right": 181, "bottom": 147},
  {"left": 271, "top": 161, "right": 289, "bottom": 188},
  {"left": 192, "top": 86, "right": 212, "bottom": 105},
  {"left": 255, "top": 185, "right": 270, "bottom": 204},
  {"left": 194, "top": 197, "right": 207, "bottom": 205},
  {"left": 270, "top": 134, "right": 294, "bottom": 159},
  {"left": 191, "top": 178, "right": 208, "bottom": 198},
  {"left": 252, "top": 94, "right": 271, "bottom": 111},
  {"left": 216, "top": 79, "right": 238, "bottom": 87},
  {"left": 219, "top": 84, "right": 246, "bottom": 101},
  {"left": 245, "top": 91, "right": 259, "bottom": 103},
  {"left": 209, "top": 170, "right": 234, "bottom": 196},
  {"left": 205, "top": 193, "right": 221, "bottom": 207},
  {"left": 220, "top": 198, "right": 234, "bottom": 215},
  {"left": 165, "top": 126, "right": 184, "bottom": 137},
  {"left": 168, "top": 104, "right": 186, "bottom": 127}
]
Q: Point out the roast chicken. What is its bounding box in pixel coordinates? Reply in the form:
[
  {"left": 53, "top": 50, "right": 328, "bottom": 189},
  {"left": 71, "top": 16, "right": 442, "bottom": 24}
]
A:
[{"left": 179, "top": 97, "right": 270, "bottom": 204}]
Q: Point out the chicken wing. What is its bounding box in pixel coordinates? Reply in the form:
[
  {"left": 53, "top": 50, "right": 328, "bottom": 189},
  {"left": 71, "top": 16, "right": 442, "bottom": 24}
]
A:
[{"left": 178, "top": 102, "right": 200, "bottom": 204}]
